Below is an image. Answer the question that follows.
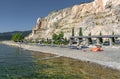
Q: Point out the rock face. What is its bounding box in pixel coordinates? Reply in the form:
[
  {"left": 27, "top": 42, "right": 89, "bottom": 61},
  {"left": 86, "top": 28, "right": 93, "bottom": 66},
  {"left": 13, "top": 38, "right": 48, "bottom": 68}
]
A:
[{"left": 26, "top": 0, "right": 120, "bottom": 40}]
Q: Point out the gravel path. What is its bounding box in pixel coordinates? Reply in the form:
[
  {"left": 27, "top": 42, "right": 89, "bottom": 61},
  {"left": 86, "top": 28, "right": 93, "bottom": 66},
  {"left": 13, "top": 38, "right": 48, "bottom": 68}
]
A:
[{"left": 1, "top": 41, "right": 120, "bottom": 70}]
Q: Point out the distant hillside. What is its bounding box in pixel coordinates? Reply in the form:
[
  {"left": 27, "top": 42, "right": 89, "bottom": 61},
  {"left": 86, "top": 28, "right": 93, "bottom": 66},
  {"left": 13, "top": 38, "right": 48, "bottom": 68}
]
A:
[{"left": 0, "top": 30, "right": 31, "bottom": 41}]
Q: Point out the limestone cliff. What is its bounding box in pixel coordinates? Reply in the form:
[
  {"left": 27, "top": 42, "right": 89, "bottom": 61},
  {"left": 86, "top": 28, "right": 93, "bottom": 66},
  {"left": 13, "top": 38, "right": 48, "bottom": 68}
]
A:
[{"left": 26, "top": 0, "right": 120, "bottom": 40}]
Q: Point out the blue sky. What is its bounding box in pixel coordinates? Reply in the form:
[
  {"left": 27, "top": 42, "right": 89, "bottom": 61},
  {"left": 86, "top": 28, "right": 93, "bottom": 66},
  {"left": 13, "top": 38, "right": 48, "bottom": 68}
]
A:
[{"left": 0, "top": 0, "right": 93, "bottom": 33}]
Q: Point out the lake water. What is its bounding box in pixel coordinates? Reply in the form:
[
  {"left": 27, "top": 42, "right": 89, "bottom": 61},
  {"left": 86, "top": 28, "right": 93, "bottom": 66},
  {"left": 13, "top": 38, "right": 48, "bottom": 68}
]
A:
[{"left": 0, "top": 44, "right": 37, "bottom": 78}]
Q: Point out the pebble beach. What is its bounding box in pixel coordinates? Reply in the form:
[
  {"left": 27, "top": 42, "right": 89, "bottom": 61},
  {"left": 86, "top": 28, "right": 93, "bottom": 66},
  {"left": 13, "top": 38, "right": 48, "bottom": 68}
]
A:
[{"left": 1, "top": 41, "right": 120, "bottom": 70}]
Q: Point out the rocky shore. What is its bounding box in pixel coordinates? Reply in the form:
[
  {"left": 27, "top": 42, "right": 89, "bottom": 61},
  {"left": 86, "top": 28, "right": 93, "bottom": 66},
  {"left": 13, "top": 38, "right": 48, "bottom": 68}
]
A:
[{"left": 1, "top": 41, "right": 120, "bottom": 70}]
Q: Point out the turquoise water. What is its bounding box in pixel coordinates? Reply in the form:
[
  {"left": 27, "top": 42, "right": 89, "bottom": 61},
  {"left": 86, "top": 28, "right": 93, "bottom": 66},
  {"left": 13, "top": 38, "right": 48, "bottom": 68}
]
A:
[{"left": 0, "top": 44, "right": 38, "bottom": 79}]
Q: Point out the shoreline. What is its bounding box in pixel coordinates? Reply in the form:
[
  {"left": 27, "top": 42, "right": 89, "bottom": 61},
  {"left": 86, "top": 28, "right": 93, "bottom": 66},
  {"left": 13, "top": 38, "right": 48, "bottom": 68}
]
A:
[{"left": 1, "top": 41, "right": 120, "bottom": 71}]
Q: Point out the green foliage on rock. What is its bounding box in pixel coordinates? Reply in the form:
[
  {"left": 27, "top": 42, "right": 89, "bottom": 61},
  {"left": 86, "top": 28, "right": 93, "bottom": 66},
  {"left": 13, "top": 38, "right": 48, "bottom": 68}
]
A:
[{"left": 12, "top": 33, "right": 23, "bottom": 42}]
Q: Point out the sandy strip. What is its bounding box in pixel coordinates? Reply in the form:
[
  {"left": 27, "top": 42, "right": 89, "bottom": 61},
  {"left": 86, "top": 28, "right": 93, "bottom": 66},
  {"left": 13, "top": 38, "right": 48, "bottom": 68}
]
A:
[{"left": 1, "top": 41, "right": 120, "bottom": 70}]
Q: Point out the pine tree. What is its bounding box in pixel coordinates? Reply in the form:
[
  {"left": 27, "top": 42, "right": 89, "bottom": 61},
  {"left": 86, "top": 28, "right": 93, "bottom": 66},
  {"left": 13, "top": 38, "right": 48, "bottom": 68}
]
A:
[
  {"left": 112, "top": 31, "right": 115, "bottom": 44},
  {"left": 88, "top": 32, "right": 92, "bottom": 44},
  {"left": 112, "top": 31, "right": 115, "bottom": 35},
  {"left": 79, "top": 27, "right": 83, "bottom": 36},
  {"left": 72, "top": 27, "right": 75, "bottom": 36},
  {"left": 99, "top": 31, "right": 102, "bottom": 36},
  {"left": 88, "top": 32, "right": 91, "bottom": 36},
  {"left": 99, "top": 31, "right": 103, "bottom": 44}
]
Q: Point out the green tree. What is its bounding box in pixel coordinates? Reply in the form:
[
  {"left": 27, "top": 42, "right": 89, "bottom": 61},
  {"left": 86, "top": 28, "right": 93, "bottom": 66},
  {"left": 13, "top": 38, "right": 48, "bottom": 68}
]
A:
[
  {"left": 88, "top": 32, "right": 92, "bottom": 44},
  {"left": 99, "top": 31, "right": 102, "bottom": 36},
  {"left": 63, "top": 37, "right": 69, "bottom": 45},
  {"left": 112, "top": 31, "right": 115, "bottom": 35},
  {"left": 72, "top": 27, "right": 74, "bottom": 36},
  {"left": 79, "top": 27, "right": 83, "bottom": 36},
  {"left": 88, "top": 32, "right": 91, "bottom": 36},
  {"left": 112, "top": 31, "right": 115, "bottom": 44},
  {"left": 12, "top": 33, "right": 23, "bottom": 42},
  {"left": 99, "top": 31, "right": 103, "bottom": 44},
  {"left": 52, "top": 31, "right": 64, "bottom": 44},
  {"left": 59, "top": 31, "right": 64, "bottom": 39},
  {"left": 52, "top": 32, "right": 69, "bottom": 45},
  {"left": 52, "top": 33, "right": 58, "bottom": 41}
]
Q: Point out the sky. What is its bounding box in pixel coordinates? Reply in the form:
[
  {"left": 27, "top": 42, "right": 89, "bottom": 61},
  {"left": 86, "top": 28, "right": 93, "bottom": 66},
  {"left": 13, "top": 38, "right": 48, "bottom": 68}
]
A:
[{"left": 0, "top": 0, "right": 93, "bottom": 33}]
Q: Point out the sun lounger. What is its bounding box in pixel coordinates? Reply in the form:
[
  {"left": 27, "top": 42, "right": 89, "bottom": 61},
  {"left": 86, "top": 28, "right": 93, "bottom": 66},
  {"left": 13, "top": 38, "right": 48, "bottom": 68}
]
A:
[{"left": 91, "top": 47, "right": 103, "bottom": 52}]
